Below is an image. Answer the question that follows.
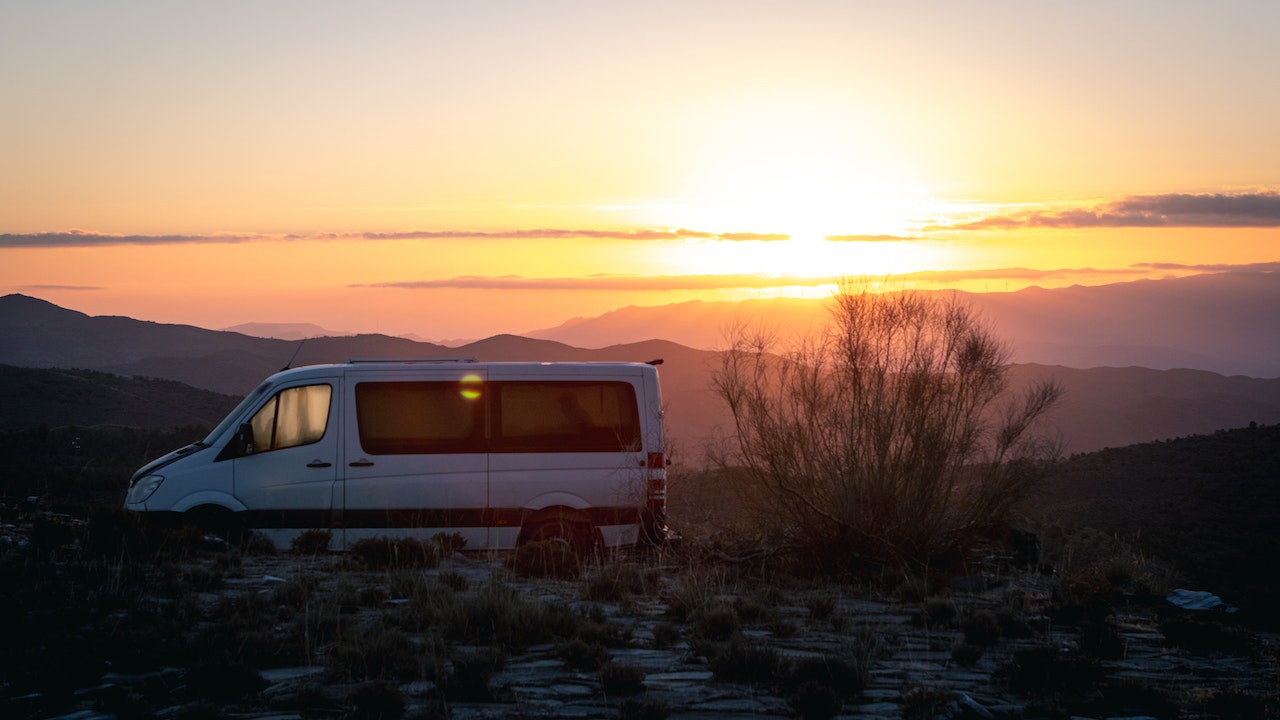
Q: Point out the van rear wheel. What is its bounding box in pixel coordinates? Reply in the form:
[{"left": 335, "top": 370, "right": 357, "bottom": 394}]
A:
[{"left": 513, "top": 518, "right": 599, "bottom": 578}]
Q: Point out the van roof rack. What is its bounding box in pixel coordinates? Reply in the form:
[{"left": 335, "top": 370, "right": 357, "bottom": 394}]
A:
[{"left": 347, "top": 357, "right": 478, "bottom": 364}]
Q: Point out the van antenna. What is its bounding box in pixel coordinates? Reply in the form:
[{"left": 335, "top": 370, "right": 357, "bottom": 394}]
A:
[{"left": 282, "top": 338, "right": 306, "bottom": 371}]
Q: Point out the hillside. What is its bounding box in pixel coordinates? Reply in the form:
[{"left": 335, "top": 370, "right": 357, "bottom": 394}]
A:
[
  {"left": 0, "top": 365, "right": 239, "bottom": 430},
  {"left": 1031, "top": 423, "right": 1280, "bottom": 609}
]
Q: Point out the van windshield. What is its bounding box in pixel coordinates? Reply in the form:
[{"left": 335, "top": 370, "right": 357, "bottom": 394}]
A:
[{"left": 203, "top": 382, "right": 271, "bottom": 445}]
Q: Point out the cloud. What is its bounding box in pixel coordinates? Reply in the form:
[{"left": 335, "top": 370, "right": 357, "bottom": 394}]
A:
[
  {"left": 940, "top": 191, "right": 1280, "bottom": 230},
  {"left": 20, "top": 284, "right": 106, "bottom": 291},
  {"left": 898, "top": 266, "right": 1136, "bottom": 283},
  {"left": 0, "top": 227, "right": 788, "bottom": 248},
  {"left": 719, "top": 232, "right": 790, "bottom": 242},
  {"left": 0, "top": 230, "right": 270, "bottom": 248},
  {"left": 355, "top": 273, "right": 834, "bottom": 292},
  {"left": 824, "top": 234, "right": 920, "bottom": 242},
  {"left": 1132, "top": 260, "right": 1280, "bottom": 273},
  {"left": 354, "top": 265, "right": 1151, "bottom": 293}
]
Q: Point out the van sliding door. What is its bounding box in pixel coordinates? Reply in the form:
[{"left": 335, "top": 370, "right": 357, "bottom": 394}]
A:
[
  {"left": 341, "top": 370, "right": 490, "bottom": 550},
  {"left": 487, "top": 377, "right": 646, "bottom": 547}
]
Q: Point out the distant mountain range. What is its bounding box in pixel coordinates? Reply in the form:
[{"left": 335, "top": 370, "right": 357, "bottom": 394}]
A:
[
  {"left": 3, "top": 280, "right": 1280, "bottom": 456},
  {"left": 526, "top": 271, "right": 1280, "bottom": 379},
  {"left": 221, "top": 321, "right": 356, "bottom": 341}
]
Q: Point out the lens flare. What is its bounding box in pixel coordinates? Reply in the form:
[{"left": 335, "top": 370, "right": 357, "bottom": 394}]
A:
[{"left": 459, "top": 374, "right": 483, "bottom": 400}]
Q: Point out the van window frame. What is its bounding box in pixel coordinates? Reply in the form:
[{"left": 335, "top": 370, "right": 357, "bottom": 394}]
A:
[
  {"left": 354, "top": 380, "right": 486, "bottom": 455},
  {"left": 350, "top": 378, "right": 643, "bottom": 455},
  {"left": 246, "top": 382, "right": 334, "bottom": 454},
  {"left": 489, "top": 380, "right": 642, "bottom": 454}
]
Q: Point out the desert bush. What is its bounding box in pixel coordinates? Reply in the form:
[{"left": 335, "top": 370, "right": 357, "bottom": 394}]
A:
[
  {"left": 328, "top": 623, "right": 425, "bottom": 681},
  {"left": 349, "top": 536, "right": 440, "bottom": 570},
  {"left": 1194, "top": 687, "right": 1270, "bottom": 720},
  {"left": 581, "top": 562, "right": 650, "bottom": 602},
  {"left": 600, "top": 661, "right": 647, "bottom": 695},
  {"left": 781, "top": 655, "right": 864, "bottom": 702},
  {"left": 437, "top": 569, "right": 471, "bottom": 592},
  {"left": 901, "top": 686, "right": 953, "bottom": 720},
  {"left": 690, "top": 603, "right": 742, "bottom": 642},
  {"left": 1091, "top": 681, "right": 1180, "bottom": 720},
  {"left": 1078, "top": 616, "right": 1125, "bottom": 659},
  {"left": 183, "top": 662, "right": 268, "bottom": 702},
  {"left": 1000, "top": 645, "right": 1103, "bottom": 699},
  {"left": 916, "top": 597, "right": 958, "bottom": 628},
  {"left": 712, "top": 284, "right": 1061, "bottom": 568},
  {"left": 951, "top": 642, "right": 983, "bottom": 666},
  {"left": 576, "top": 613, "right": 634, "bottom": 648},
  {"left": 959, "top": 610, "right": 1002, "bottom": 646},
  {"left": 439, "top": 577, "right": 580, "bottom": 649},
  {"left": 649, "top": 621, "right": 682, "bottom": 649},
  {"left": 705, "top": 637, "right": 784, "bottom": 685},
  {"left": 558, "top": 638, "right": 611, "bottom": 671},
  {"left": 618, "top": 696, "right": 672, "bottom": 720},
  {"left": 290, "top": 529, "right": 331, "bottom": 555},
  {"left": 806, "top": 595, "right": 836, "bottom": 623},
  {"left": 348, "top": 681, "right": 406, "bottom": 720},
  {"left": 444, "top": 647, "right": 506, "bottom": 702},
  {"left": 431, "top": 531, "right": 467, "bottom": 555},
  {"left": 509, "top": 538, "right": 580, "bottom": 579}
]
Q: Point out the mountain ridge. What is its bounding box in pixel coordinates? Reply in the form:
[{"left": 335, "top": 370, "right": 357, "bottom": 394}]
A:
[
  {"left": 524, "top": 272, "right": 1280, "bottom": 378},
  {"left": 4, "top": 290, "right": 1280, "bottom": 455}
]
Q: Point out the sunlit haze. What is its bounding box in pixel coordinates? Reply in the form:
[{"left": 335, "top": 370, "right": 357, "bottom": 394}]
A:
[{"left": 2, "top": 1, "right": 1277, "bottom": 340}]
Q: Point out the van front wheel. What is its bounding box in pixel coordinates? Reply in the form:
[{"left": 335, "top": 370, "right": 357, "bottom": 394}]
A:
[{"left": 187, "top": 506, "right": 244, "bottom": 544}]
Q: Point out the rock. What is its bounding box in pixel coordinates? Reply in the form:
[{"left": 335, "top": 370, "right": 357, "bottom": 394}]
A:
[{"left": 1166, "top": 588, "right": 1229, "bottom": 612}]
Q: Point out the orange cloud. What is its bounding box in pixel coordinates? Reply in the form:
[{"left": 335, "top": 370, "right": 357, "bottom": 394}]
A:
[
  {"left": 824, "top": 234, "right": 920, "bottom": 242},
  {"left": 355, "top": 266, "right": 1156, "bottom": 292},
  {"left": 355, "top": 274, "right": 829, "bottom": 291},
  {"left": 939, "top": 191, "right": 1280, "bottom": 230},
  {"left": 0, "top": 227, "right": 788, "bottom": 248}
]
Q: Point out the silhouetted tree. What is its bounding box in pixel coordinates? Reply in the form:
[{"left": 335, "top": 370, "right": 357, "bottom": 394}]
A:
[{"left": 712, "top": 283, "right": 1062, "bottom": 567}]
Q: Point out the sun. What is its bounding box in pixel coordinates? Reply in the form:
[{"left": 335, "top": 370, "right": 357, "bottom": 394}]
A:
[
  {"left": 655, "top": 175, "right": 951, "bottom": 284},
  {"left": 638, "top": 91, "right": 959, "bottom": 285}
]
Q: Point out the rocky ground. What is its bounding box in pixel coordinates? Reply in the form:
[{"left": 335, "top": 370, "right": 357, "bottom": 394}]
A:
[{"left": 6, "top": 528, "right": 1276, "bottom": 720}]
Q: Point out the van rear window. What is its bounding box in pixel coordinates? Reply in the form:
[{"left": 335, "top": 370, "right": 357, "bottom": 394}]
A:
[
  {"left": 491, "top": 381, "right": 640, "bottom": 453},
  {"left": 355, "top": 381, "right": 483, "bottom": 454}
]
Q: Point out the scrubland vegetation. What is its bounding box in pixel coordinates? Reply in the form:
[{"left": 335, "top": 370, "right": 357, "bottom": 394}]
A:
[{"left": 2, "top": 288, "right": 1277, "bottom": 718}]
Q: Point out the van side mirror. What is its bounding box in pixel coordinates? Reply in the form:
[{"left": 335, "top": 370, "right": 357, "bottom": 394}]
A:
[
  {"left": 234, "top": 423, "right": 255, "bottom": 457},
  {"left": 215, "top": 422, "right": 256, "bottom": 462}
]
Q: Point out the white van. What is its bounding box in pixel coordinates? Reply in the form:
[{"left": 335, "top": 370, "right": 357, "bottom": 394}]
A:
[{"left": 125, "top": 358, "right": 667, "bottom": 552}]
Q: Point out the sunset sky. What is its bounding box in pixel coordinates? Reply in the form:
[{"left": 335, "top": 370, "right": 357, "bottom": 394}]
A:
[{"left": 2, "top": 1, "right": 1278, "bottom": 341}]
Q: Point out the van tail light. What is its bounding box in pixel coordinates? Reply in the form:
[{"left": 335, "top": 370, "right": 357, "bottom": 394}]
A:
[
  {"left": 647, "top": 474, "right": 665, "bottom": 498},
  {"left": 645, "top": 452, "right": 666, "bottom": 506}
]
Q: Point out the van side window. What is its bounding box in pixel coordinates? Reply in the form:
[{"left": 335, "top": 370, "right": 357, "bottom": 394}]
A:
[
  {"left": 492, "top": 381, "right": 640, "bottom": 453},
  {"left": 249, "top": 384, "right": 332, "bottom": 453},
  {"left": 356, "top": 381, "right": 484, "bottom": 454}
]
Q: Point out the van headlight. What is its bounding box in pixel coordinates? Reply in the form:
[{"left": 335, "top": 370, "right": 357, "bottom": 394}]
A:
[{"left": 127, "top": 474, "right": 164, "bottom": 504}]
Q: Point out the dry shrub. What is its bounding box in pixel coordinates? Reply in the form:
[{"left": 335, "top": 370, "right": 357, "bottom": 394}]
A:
[
  {"left": 713, "top": 284, "right": 1061, "bottom": 569},
  {"left": 509, "top": 539, "right": 580, "bottom": 579},
  {"left": 600, "top": 661, "right": 646, "bottom": 695},
  {"left": 290, "top": 529, "right": 331, "bottom": 555},
  {"left": 349, "top": 536, "right": 440, "bottom": 570}
]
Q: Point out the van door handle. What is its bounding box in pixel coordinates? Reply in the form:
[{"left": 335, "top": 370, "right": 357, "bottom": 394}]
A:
[
  {"left": 349, "top": 459, "right": 375, "bottom": 467},
  {"left": 307, "top": 460, "right": 333, "bottom": 468}
]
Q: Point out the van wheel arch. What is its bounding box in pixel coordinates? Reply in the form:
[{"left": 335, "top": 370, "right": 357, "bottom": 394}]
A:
[
  {"left": 186, "top": 504, "right": 245, "bottom": 542},
  {"left": 520, "top": 508, "right": 601, "bottom": 558}
]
